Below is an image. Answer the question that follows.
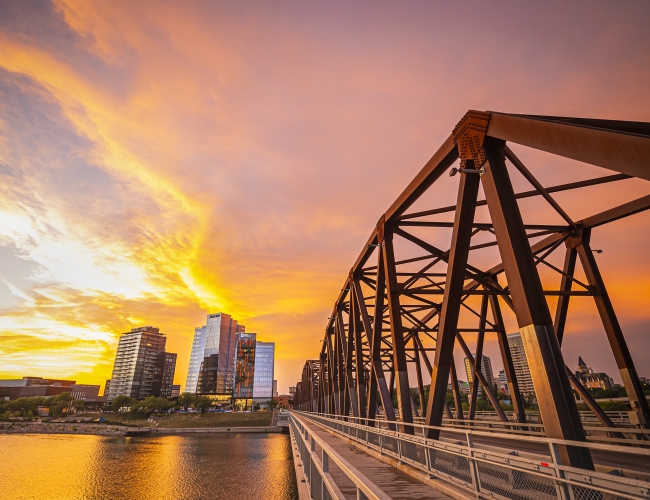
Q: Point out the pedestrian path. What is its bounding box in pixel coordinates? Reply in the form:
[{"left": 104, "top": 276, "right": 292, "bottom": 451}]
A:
[{"left": 294, "top": 414, "right": 452, "bottom": 500}]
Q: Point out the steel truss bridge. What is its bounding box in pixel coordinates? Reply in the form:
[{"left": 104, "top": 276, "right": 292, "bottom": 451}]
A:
[{"left": 292, "top": 111, "right": 650, "bottom": 499}]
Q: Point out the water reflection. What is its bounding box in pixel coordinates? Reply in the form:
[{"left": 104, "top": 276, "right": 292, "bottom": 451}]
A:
[{"left": 0, "top": 433, "right": 298, "bottom": 499}]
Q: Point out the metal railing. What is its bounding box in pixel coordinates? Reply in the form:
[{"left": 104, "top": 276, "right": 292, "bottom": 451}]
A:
[
  {"left": 293, "top": 411, "right": 650, "bottom": 500},
  {"left": 375, "top": 411, "right": 650, "bottom": 447},
  {"left": 290, "top": 414, "right": 389, "bottom": 500}
]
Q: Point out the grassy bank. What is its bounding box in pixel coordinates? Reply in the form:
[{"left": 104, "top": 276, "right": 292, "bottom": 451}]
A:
[{"left": 82, "top": 412, "right": 273, "bottom": 428}]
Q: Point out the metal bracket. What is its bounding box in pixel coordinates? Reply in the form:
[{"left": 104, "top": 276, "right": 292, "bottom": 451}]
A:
[{"left": 452, "top": 110, "right": 491, "bottom": 169}]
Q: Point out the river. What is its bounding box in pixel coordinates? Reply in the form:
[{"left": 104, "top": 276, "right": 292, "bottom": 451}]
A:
[{"left": 0, "top": 433, "right": 299, "bottom": 499}]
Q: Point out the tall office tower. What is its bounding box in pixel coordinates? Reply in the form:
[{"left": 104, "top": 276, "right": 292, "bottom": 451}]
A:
[
  {"left": 253, "top": 341, "right": 275, "bottom": 400},
  {"left": 185, "top": 313, "right": 245, "bottom": 394},
  {"left": 507, "top": 332, "right": 536, "bottom": 395},
  {"left": 107, "top": 327, "right": 176, "bottom": 401},
  {"left": 152, "top": 352, "right": 177, "bottom": 398},
  {"left": 464, "top": 355, "right": 495, "bottom": 396},
  {"left": 233, "top": 333, "right": 256, "bottom": 400}
]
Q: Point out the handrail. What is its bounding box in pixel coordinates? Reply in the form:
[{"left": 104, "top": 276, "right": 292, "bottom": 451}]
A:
[
  {"left": 296, "top": 411, "right": 650, "bottom": 456},
  {"left": 294, "top": 410, "right": 650, "bottom": 500},
  {"left": 290, "top": 413, "right": 390, "bottom": 500}
]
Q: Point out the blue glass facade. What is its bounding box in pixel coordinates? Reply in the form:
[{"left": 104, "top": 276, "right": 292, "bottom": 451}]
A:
[{"left": 253, "top": 341, "right": 275, "bottom": 399}]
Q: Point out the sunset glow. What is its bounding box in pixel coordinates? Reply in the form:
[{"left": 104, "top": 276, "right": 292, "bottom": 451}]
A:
[{"left": 1, "top": 0, "right": 650, "bottom": 392}]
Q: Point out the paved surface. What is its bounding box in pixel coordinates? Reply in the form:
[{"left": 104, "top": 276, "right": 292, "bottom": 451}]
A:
[{"left": 295, "top": 415, "right": 450, "bottom": 500}]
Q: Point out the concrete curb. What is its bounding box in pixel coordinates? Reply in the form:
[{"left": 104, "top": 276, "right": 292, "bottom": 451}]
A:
[{"left": 149, "top": 426, "right": 281, "bottom": 434}]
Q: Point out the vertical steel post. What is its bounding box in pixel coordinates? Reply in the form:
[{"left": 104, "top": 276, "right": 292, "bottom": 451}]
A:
[
  {"left": 468, "top": 295, "right": 489, "bottom": 420},
  {"left": 369, "top": 248, "right": 397, "bottom": 426},
  {"left": 350, "top": 285, "right": 368, "bottom": 420},
  {"left": 382, "top": 224, "right": 415, "bottom": 432},
  {"left": 481, "top": 137, "right": 592, "bottom": 469},
  {"left": 554, "top": 246, "right": 577, "bottom": 344},
  {"left": 450, "top": 363, "right": 465, "bottom": 421},
  {"left": 338, "top": 308, "right": 359, "bottom": 417},
  {"left": 425, "top": 168, "right": 480, "bottom": 438},
  {"left": 413, "top": 337, "right": 426, "bottom": 417}
]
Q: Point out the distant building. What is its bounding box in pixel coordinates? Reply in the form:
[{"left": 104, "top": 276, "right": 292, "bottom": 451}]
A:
[
  {"left": 106, "top": 326, "right": 177, "bottom": 401},
  {"left": 0, "top": 377, "right": 77, "bottom": 400},
  {"left": 575, "top": 357, "right": 615, "bottom": 390},
  {"left": 153, "top": 352, "right": 177, "bottom": 398},
  {"left": 289, "top": 386, "right": 296, "bottom": 397},
  {"left": 507, "top": 332, "right": 536, "bottom": 395},
  {"left": 253, "top": 341, "right": 275, "bottom": 401},
  {"left": 464, "top": 355, "right": 495, "bottom": 396},
  {"left": 171, "top": 385, "right": 181, "bottom": 398},
  {"left": 458, "top": 380, "right": 470, "bottom": 394},
  {"left": 273, "top": 380, "right": 278, "bottom": 398},
  {"left": 277, "top": 394, "right": 292, "bottom": 408},
  {"left": 104, "top": 380, "right": 111, "bottom": 397},
  {"left": 233, "top": 333, "right": 257, "bottom": 405},
  {"left": 186, "top": 313, "right": 245, "bottom": 394},
  {"left": 497, "top": 370, "right": 509, "bottom": 394}
]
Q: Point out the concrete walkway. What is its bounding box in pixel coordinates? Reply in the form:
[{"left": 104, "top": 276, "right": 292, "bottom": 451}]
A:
[{"left": 294, "top": 414, "right": 453, "bottom": 500}]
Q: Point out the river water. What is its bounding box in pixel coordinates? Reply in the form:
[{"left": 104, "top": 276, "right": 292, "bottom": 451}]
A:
[{"left": 0, "top": 433, "right": 298, "bottom": 499}]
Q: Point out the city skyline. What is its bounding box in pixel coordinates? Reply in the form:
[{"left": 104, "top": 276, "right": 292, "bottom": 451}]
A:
[{"left": 1, "top": 1, "right": 650, "bottom": 393}]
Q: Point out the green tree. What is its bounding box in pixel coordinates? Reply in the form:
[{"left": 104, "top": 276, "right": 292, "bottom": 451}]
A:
[
  {"left": 112, "top": 395, "right": 138, "bottom": 412},
  {"left": 73, "top": 399, "right": 85, "bottom": 412},
  {"left": 177, "top": 392, "right": 196, "bottom": 411},
  {"left": 267, "top": 399, "right": 279, "bottom": 411},
  {"left": 48, "top": 392, "right": 73, "bottom": 418},
  {"left": 194, "top": 396, "right": 212, "bottom": 414}
]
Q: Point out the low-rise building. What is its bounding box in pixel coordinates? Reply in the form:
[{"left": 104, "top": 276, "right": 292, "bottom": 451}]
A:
[{"left": 575, "top": 357, "right": 615, "bottom": 390}]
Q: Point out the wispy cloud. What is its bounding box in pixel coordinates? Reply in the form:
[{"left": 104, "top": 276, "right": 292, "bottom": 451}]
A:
[{"left": 1, "top": 0, "right": 649, "bottom": 390}]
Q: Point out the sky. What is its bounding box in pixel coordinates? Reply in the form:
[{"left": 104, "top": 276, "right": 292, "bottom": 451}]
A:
[{"left": 0, "top": 0, "right": 649, "bottom": 394}]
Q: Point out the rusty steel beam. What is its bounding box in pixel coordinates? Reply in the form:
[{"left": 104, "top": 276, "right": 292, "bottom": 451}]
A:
[
  {"left": 298, "top": 110, "right": 650, "bottom": 462},
  {"left": 468, "top": 296, "right": 489, "bottom": 420},
  {"left": 382, "top": 223, "right": 415, "bottom": 432},
  {"left": 481, "top": 137, "right": 593, "bottom": 469},
  {"left": 487, "top": 113, "right": 650, "bottom": 180},
  {"left": 425, "top": 164, "right": 481, "bottom": 439}
]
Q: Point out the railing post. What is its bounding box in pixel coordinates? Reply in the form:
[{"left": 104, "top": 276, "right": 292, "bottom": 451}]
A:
[
  {"left": 397, "top": 433, "right": 403, "bottom": 462},
  {"left": 322, "top": 449, "right": 329, "bottom": 500},
  {"left": 549, "top": 442, "right": 574, "bottom": 500},
  {"left": 424, "top": 433, "right": 432, "bottom": 478},
  {"left": 466, "top": 433, "right": 481, "bottom": 495}
]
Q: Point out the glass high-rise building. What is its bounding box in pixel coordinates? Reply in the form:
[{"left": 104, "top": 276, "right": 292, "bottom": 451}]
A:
[
  {"left": 234, "top": 333, "right": 256, "bottom": 400},
  {"left": 253, "top": 341, "right": 275, "bottom": 400},
  {"left": 107, "top": 326, "right": 176, "bottom": 401},
  {"left": 185, "top": 313, "right": 245, "bottom": 394}
]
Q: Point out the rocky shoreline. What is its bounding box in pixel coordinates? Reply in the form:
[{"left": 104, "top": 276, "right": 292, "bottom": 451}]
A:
[{"left": 0, "top": 422, "right": 132, "bottom": 436}]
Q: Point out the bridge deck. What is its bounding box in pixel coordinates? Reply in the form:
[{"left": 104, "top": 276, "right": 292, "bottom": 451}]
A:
[{"left": 298, "top": 415, "right": 452, "bottom": 499}]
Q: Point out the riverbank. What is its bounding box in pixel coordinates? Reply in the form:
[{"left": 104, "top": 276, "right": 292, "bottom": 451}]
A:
[
  {"left": 82, "top": 411, "right": 274, "bottom": 428},
  {"left": 0, "top": 422, "right": 131, "bottom": 436},
  {"left": 0, "top": 421, "right": 282, "bottom": 436}
]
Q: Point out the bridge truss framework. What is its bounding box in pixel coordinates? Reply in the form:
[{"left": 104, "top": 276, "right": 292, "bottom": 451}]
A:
[{"left": 294, "top": 111, "right": 650, "bottom": 469}]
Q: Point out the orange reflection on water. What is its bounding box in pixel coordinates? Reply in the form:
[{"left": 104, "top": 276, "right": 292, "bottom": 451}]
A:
[{"left": 0, "top": 433, "right": 298, "bottom": 499}]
